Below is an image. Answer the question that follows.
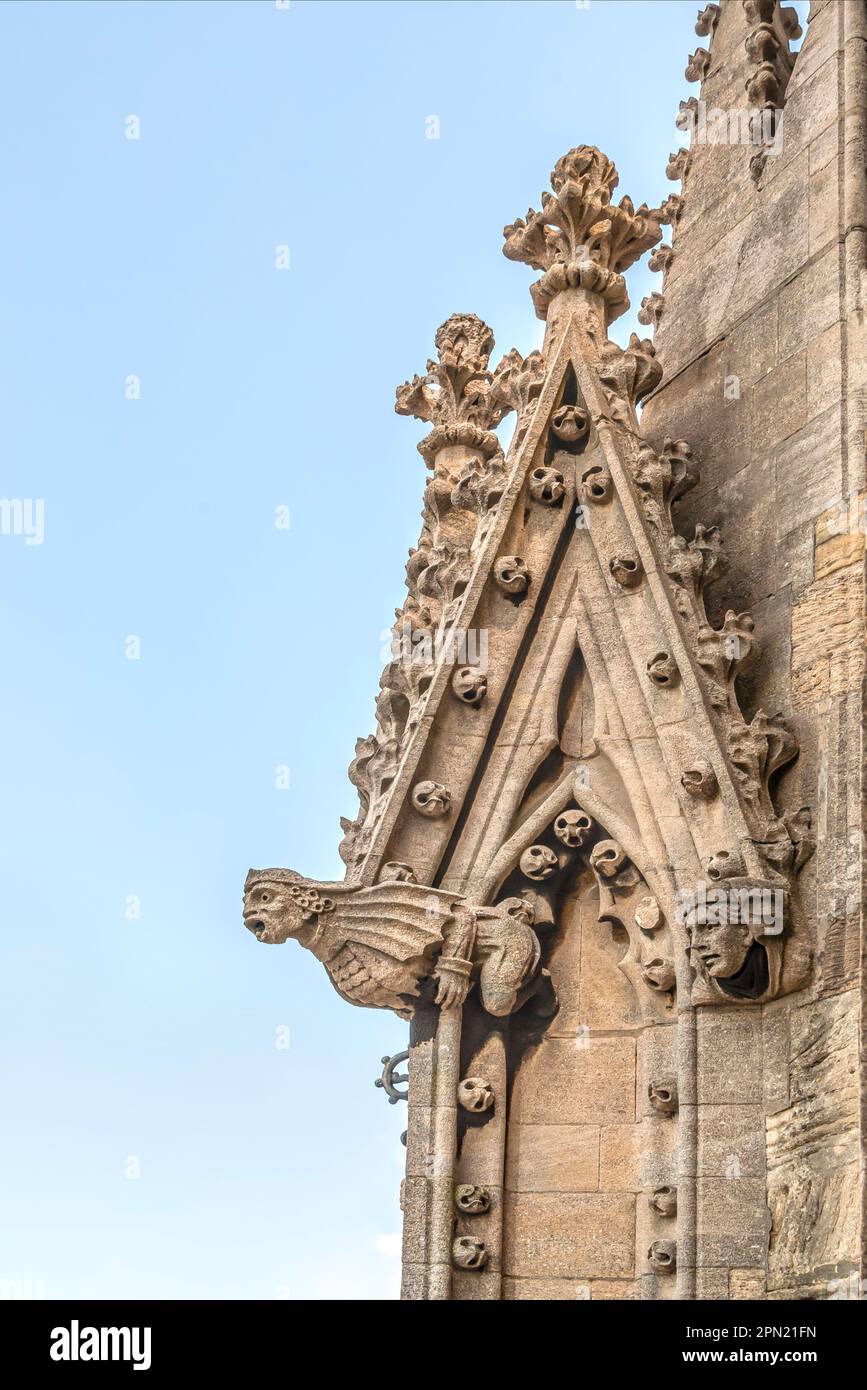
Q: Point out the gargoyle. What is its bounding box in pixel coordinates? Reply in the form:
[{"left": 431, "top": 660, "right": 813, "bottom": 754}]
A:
[{"left": 243, "top": 868, "right": 546, "bottom": 1020}]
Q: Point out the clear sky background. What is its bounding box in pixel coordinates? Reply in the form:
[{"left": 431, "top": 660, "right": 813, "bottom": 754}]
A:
[{"left": 0, "top": 0, "right": 807, "bottom": 1301}]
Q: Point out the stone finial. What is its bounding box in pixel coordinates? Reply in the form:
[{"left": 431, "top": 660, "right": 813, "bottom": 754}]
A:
[
  {"left": 502, "top": 145, "right": 662, "bottom": 323},
  {"left": 395, "top": 313, "right": 509, "bottom": 466}
]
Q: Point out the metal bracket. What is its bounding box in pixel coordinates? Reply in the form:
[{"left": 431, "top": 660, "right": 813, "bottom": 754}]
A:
[{"left": 375, "top": 1050, "right": 409, "bottom": 1105}]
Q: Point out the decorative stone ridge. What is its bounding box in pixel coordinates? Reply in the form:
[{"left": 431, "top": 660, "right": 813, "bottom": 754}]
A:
[
  {"left": 336, "top": 314, "right": 544, "bottom": 873},
  {"left": 742, "top": 1, "right": 802, "bottom": 182},
  {"left": 502, "top": 145, "right": 664, "bottom": 322}
]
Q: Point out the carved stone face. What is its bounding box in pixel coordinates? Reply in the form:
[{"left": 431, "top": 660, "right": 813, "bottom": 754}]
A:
[
  {"left": 641, "top": 957, "right": 676, "bottom": 992},
  {"left": 411, "top": 780, "right": 451, "bottom": 817},
  {"left": 550, "top": 403, "right": 590, "bottom": 444},
  {"left": 519, "top": 844, "right": 558, "bottom": 881},
  {"left": 648, "top": 1078, "right": 677, "bottom": 1115},
  {"left": 649, "top": 1185, "right": 677, "bottom": 1217},
  {"left": 648, "top": 1239, "right": 677, "bottom": 1273},
  {"left": 243, "top": 877, "right": 309, "bottom": 945},
  {"left": 634, "top": 895, "right": 662, "bottom": 932},
  {"left": 379, "top": 862, "right": 416, "bottom": 884},
  {"left": 687, "top": 918, "right": 753, "bottom": 979},
  {"left": 589, "top": 838, "right": 626, "bottom": 880},
  {"left": 681, "top": 760, "right": 718, "bottom": 799},
  {"left": 609, "top": 551, "right": 642, "bottom": 589},
  {"left": 493, "top": 555, "right": 530, "bottom": 594},
  {"left": 452, "top": 1236, "right": 488, "bottom": 1270},
  {"left": 528, "top": 466, "right": 566, "bottom": 505},
  {"left": 580, "top": 463, "right": 612, "bottom": 504},
  {"left": 454, "top": 1184, "right": 491, "bottom": 1215},
  {"left": 457, "top": 1076, "right": 494, "bottom": 1114},
  {"left": 497, "top": 895, "right": 536, "bottom": 927},
  {"left": 706, "top": 849, "right": 743, "bottom": 881},
  {"left": 554, "top": 809, "right": 592, "bottom": 848},
  {"left": 646, "top": 651, "right": 678, "bottom": 687},
  {"left": 451, "top": 666, "right": 487, "bottom": 706}
]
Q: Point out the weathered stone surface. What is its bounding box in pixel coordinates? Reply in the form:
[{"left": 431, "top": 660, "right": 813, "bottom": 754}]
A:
[
  {"left": 505, "top": 1124, "right": 599, "bottom": 1193},
  {"left": 814, "top": 493, "right": 866, "bottom": 580},
  {"left": 752, "top": 352, "right": 807, "bottom": 452},
  {"left": 695, "top": 1105, "right": 765, "bottom": 1178},
  {"left": 767, "top": 992, "right": 860, "bottom": 1290},
  {"left": 775, "top": 406, "right": 843, "bottom": 542},
  {"left": 502, "top": 1276, "right": 592, "bottom": 1300},
  {"left": 588, "top": 1279, "right": 642, "bottom": 1300},
  {"left": 791, "top": 563, "right": 865, "bottom": 705},
  {"left": 511, "top": 1037, "right": 636, "bottom": 1125},
  {"left": 599, "top": 1124, "right": 641, "bottom": 1191},
  {"left": 503, "top": 1193, "right": 636, "bottom": 1279},
  {"left": 502, "top": 1275, "right": 640, "bottom": 1300},
  {"left": 762, "top": 1006, "right": 791, "bottom": 1113},
  {"left": 696, "top": 1011, "right": 763, "bottom": 1105},
  {"left": 696, "top": 1177, "right": 770, "bottom": 1266},
  {"left": 730, "top": 1267, "right": 766, "bottom": 1298},
  {"left": 778, "top": 248, "right": 841, "bottom": 362}
]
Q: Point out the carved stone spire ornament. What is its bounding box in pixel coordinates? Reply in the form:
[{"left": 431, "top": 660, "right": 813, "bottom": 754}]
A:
[
  {"left": 502, "top": 145, "right": 663, "bottom": 324},
  {"left": 335, "top": 314, "right": 546, "bottom": 874},
  {"left": 247, "top": 115, "right": 826, "bottom": 1299}
]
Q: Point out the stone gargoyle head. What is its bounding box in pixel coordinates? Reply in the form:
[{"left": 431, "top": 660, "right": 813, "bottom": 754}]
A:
[{"left": 243, "top": 868, "right": 335, "bottom": 945}]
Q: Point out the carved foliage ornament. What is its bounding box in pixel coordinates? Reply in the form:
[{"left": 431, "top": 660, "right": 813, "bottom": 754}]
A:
[
  {"left": 503, "top": 145, "right": 663, "bottom": 321},
  {"left": 596, "top": 333, "right": 662, "bottom": 427},
  {"left": 625, "top": 426, "right": 809, "bottom": 894},
  {"left": 395, "top": 313, "right": 505, "bottom": 466},
  {"left": 340, "top": 312, "right": 533, "bottom": 870}
]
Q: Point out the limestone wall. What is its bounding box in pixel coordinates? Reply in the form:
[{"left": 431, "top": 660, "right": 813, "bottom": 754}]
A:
[{"left": 642, "top": 0, "right": 866, "bottom": 1296}]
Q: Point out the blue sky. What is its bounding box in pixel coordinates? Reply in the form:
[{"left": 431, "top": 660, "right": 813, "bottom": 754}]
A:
[{"left": 0, "top": 0, "right": 806, "bottom": 1300}]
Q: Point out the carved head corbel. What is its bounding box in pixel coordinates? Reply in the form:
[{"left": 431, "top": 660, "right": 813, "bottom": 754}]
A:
[{"left": 679, "top": 876, "right": 801, "bottom": 1002}]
